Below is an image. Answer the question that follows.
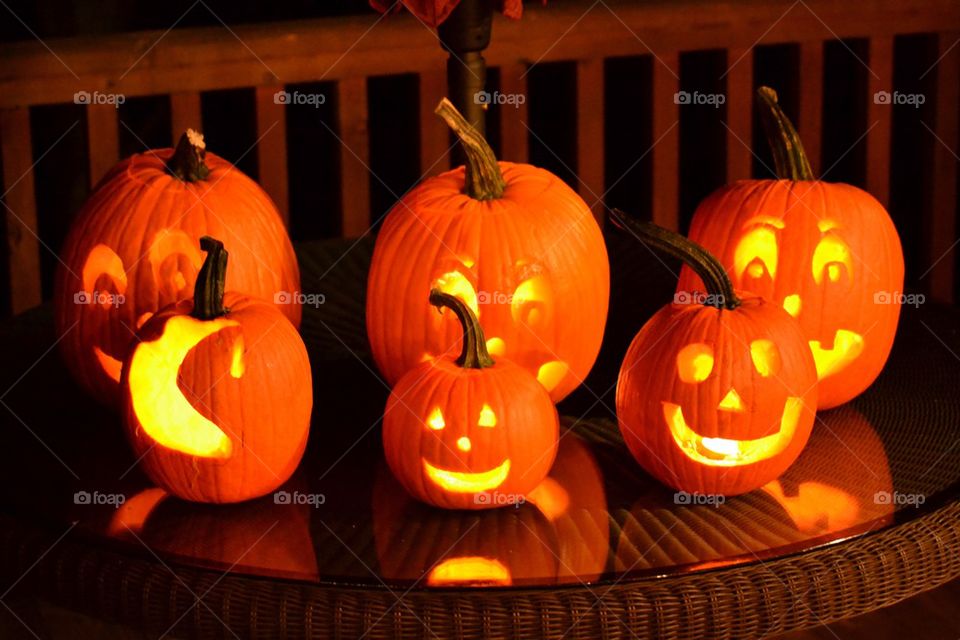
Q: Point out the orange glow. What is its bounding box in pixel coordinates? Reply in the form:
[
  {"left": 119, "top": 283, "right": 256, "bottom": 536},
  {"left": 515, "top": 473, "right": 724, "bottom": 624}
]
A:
[
  {"left": 107, "top": 487, "right": 167, "bottom": 535},
  {"left": 782, "top": 294, "right": 802, "bottom": 318},
  {"left": 82, "top": 244, "right": 127, "bottom": 298},
  {"left": 750, "top": 339, "right": 782, "bottom": 377},
  {"left": 676, "top": 343, "right": 714, "bottom": 383},
  {"left": 764, "top": 479, "right": 859, "bottom": 533},
  {"left": 478, "top": 403, "right": 497, "bottom": 427},
  {"left": 422, "top": 458, "right": 510, "bottom": 493},
  {"left": 811, "top": 235, "right": 853, "bottom": 285},
  {"left": 536, "top": 360, "right": 568, "bottom": 393},
  {"left": 511, "top": 275, "right": 550, "bottom": 325},
  {"left": 816, "top": 219, "right": 840, "bottom": 233},
  {"left": 426, "top": 557, "right": 511, "bottom": 586},
  {"left": 433, "top": 271, "right": 478, "bottom": 317},
  {"left": 526, "top": 477, "right": 570, "bottom": 522},
  {"left": 94, "top": 347, "right": 123, "bottom": 383},
  {"left": 148, "top": 229, "right": 203, "bottom": 294},
  {"left": 485, "top": 337, "right": 506, "bottom": 357},
  {"left": 457, "top": 436, "right": 472, "bottom": 452},
  {"left": 135, "top": 312, "right": 154, "bottom": 330},
  {"left": 427, "top": 407, "right": 446, "bottom": 430},
  {"left": 127, "top": 315, "right": 240, "bottom": 458},
  {"left": 734, "top": 226, "right": 779, "bottom": 281},
  {"left": 718, "top": 388, "right": 744, "bottom": 412},
  {"left": 809, "top": 330, "right": 864, "bottom": 379}
]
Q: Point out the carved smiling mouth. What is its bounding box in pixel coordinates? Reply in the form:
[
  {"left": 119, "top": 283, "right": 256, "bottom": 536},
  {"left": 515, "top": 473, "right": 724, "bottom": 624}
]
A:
[
  {"left": 808, "top": 330, "right": 864, "bottom": 379},
  {"left": 423, "top": 459, "right": 511, "bottom": 493},
  {"left": 663, "top": 398, "right": 803, "bottom": 467}
]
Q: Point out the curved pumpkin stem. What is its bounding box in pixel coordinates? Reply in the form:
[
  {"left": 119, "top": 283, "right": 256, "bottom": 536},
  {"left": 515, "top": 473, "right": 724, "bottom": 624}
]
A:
[
  {"left": 609, "top": 209, "right": 740, "bottom": 311},
  {"left": 756, "top": 87, "right": 815, "bottom": 181},
  {"left": 192, "top": 237, "right": 228, "bottom": 319},
  {"left": 168, "top": 129, "right": 211, "bottom": 182},
  {"left": 429, "top": 289, "right": 495, "bottom": 369},
  {"left": 435, "top": 98, "right": 505, "bottom": 201}
]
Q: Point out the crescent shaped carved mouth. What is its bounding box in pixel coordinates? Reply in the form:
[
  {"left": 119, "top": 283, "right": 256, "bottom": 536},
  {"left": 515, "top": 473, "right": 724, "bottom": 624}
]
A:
[
  {"left": 808, "top": 330, "right": 864, "bottom": 379},
  {"left": 422, "top": 459, "right": 511, "bottom": 493},
  {"left": 663, "top": 398, "right": 803, "bottom": 467},
  {"left": 427, "top": 557, "right": 512, "bottom": 586}
]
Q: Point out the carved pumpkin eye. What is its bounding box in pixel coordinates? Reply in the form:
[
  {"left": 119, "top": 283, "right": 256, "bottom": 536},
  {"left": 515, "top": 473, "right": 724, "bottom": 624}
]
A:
[
  {"left": 433, "top": 269, "right": 479, "bottom": 317},
  {"left": 677, "top": 343, "right": 714, "bottom": 383},
  {"left": 812, "top": 222, "right": 853, "bottom": 285},
  {"left": 750, "top": 339, "right": 782, "bottom": 377},
  {"left": 426, "top": 407, "right": 446, "bottom": 430},
  {"left": 734, "top": 217, "right": 783, "bottom": 281},
  {"left": 478, "top": 403, "right": 497, "bottom": 427}
]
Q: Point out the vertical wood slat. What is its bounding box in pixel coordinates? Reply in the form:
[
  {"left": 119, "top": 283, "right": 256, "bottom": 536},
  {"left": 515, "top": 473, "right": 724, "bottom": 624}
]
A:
[
  {"left": 170, "top": 92, "right": 202, "bottom": 141},
  {"left": 725, "top": 47, "right": 754, "bottom": 182},
  {"left": 652, "top": 53, "right": 680, "bottom": 231},
  {"left": 866, "top": 36, "right": 894, "bottom": 206},
  {"left": 928, "top": 31, "right": 959, "bottom": 302},
  {"left": 0, "top": 108, "right": 42, "bottom": 313},
  {"left": 576, "top": 58, "right": 605, "bottom": 224},
  {"left": 418, "top": 70, "right": 450, "bottom": 177},
  {"left": 254, "top": 86, "right": 290, "bottom": 225},
  {"left": 86, "top": 104, "right": 119, "bottom": 187},
  {"left": 798, "top": 41, "right": 824, "bottom": 176},
  {"left": 337, "top": 77, "right": 370, "bottom": 237},
  {"left": 499, "top": 63, "right": 529, "bottom": 164}
]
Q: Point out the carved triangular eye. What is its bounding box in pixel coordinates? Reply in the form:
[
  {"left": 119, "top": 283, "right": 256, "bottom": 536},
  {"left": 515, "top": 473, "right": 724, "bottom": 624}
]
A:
[
  {"left": 426, "top": 407, "right": 445, "bottom": 430},
  {"left": 478, "top": 404, "right": 497, "bottom": 427}
]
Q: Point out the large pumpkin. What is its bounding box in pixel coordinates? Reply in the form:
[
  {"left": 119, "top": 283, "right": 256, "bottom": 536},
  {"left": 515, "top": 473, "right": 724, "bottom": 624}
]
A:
[
  {"left": 677, "top": 88, "right": 904, "bottom": 409},
  {"left": 382, "top": 290, "right": 559, "bottom": 510},
  {"left": 120, "top": 238, "right": 311, "bottom": 503},
  {"left": 55, "top": 130, "right": 301, "bottom": 406},
  {"left": 614, "top": 212, "right": 817, "bottom": 496},
  {"left": 367, "top": 98, "right": 609, "bottom": 402}
]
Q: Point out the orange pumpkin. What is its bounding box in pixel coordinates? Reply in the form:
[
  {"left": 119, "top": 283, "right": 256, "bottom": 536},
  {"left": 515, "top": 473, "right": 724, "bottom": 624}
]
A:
[
  {"left": 613, "top": 212, "right": 817, "bottom": 496},
  {"left": 367, "top": 98, "right": 609, "bottom": 402},
  {"left": 382, "top": 289, "right": 559, "bottom": 510},
  {"left": 677, "top": 87, "right": 904, "bottom": 409},
  {"left": 55, "top": 130, "right": 301, "bottom": 406},
  {"left": 120, "top": 237, "right": 311, "bottom": 504}
]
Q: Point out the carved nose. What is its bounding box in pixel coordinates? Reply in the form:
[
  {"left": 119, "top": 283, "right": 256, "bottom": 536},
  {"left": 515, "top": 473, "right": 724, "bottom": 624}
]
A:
[
  {"left": 457, "top": 436, "right": 472, "bottom": 452},
  {"left": 718, "top": 388, "right": 744, "bottom": 412}
]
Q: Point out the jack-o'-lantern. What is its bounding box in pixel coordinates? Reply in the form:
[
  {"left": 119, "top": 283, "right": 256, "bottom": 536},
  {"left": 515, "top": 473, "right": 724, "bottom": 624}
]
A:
[
  {"left": 367, "top": 98, "right": 609, "bottom": 402},
  {"left": 613, "top": 211, "right": 817, "bottom": 495},
  {"left": 382, "top": 289, "right": 559, "bottom": 510},
  {"left": 677, "top": 87, "right": 904, "bottom": 409},
  {"left": 55, "top": 130, "right": 301, "bottom": 407},
  {"left": 120, "top": 237, "right": 311, "bottom": 504}
]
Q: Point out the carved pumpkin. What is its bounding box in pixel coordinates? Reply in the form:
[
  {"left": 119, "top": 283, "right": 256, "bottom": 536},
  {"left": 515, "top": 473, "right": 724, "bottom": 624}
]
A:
[
  {"left": 120, "top": 238, "right": 311, "bottom": 504},
  {"left": 677, "top": 88, "right": 904, "bottom": 409},
  {"left": 55, "top": 130, "right": 301, "bottom": 407},
  {"left": 382, "top": 289, "right": 559, "bottom": 510},
  {"left": 613, "top": 212, "right": 817, "bottom": 495},
  {"left": 367, "top": 98, "right": 609, "bottom": 402}
]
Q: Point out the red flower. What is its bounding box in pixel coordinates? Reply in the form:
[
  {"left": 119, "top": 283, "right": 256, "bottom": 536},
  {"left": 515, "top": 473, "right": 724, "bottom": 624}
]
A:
[{"left": 370, "top": 0, "right": 528, "bottom": 28}]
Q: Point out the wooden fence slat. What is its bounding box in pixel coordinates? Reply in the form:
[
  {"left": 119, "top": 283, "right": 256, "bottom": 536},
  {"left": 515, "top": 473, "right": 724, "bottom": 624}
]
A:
[
  {"left": 254, "top": 85, "right": 290, "bottom": 225},
  {"left": 337, "top": 77, "right": 370, "bottom": 237},
  {"left": 0, "top": 108, "right": 42, "bottom": 313},
  {"left": 866, "top": 35, "right": 894, "bottom": 206},
  {"left": 577, "top": 58, "right": 605, "bottom": 224},
  {"left": 928, "top": 31, "right": 959, "bottom": 302},
  {"left": 798, "top": 40, "right": 824, "bottom": 176},
  {"left": 86, "top": 104, "right": 119, "bottom": 187},
  {"left": 418, "top": 70, "right": 450, "bottom": 177},
  {"left": 499, "top": 63, "right": 529, "bottom": 164},
  {"left": 652, "top": 53, "right": 680, "bottom": 231},
  {"left": 170, "top": 92, "right": 202, "bottom": 142},
  {"left": 725, "top": 47, "right": 754, "bottom": 182}
]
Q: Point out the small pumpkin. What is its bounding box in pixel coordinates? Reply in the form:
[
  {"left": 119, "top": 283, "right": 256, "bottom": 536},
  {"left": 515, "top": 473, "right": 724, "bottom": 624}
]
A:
[
  {"left": 382, "top": 289, "right": 559, "bottom": 510},
  {"left": 367, "top": 98, "right": 609, "bottom": 402},
  {"left": 677, "top": 87, "right": 904, "bottom": 409},
  {"left": 120, "top": 237, "right": 312, "bottom": 504},
  {"left": 613, "top": 211, "right": 817, "bottom": 496},
  {"left": 55, "top": 130, "right": 301, "bottom": 406}
]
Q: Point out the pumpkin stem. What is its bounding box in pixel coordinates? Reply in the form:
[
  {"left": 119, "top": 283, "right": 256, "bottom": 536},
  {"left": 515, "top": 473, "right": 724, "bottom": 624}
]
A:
[
  {"left": 167, "top": 129, "right": 211, "bottom": 182},
  {"left": 192, "top": 237, "right": 228, "bottom": 319},
  {"left": 609, "top": 209, "right": 740, "bottom": 310},
  {"left": 756, "top": 87, "right": 815, "bottom": 181},
  {"left": 435, "top": 97, "right": 505, "bottom": 200},
  {"left": 429, "top": 289, "right": 495, "bottom": 369}
]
